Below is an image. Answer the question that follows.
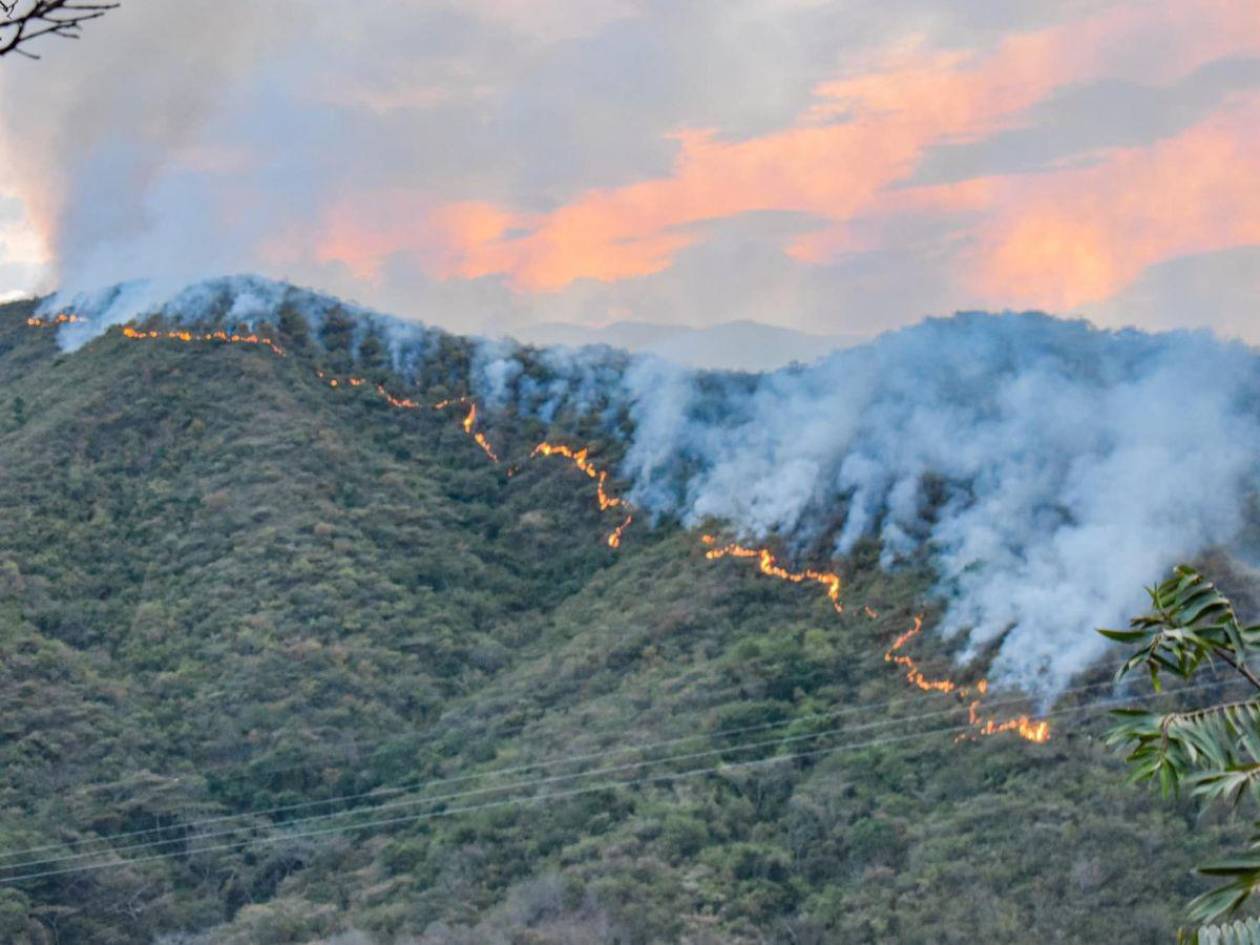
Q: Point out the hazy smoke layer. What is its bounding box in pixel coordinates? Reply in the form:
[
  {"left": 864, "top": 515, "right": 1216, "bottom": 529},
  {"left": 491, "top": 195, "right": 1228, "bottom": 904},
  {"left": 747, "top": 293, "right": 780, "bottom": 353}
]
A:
[
  {"left": 42, "top": 279, "right": 1260, "bottom": 694},
  {"left": 479, "top": 312, "right": 1260, "bottom": 694},
  {"left": 41, "top": 275, "right": 443, "bottom": 374}
]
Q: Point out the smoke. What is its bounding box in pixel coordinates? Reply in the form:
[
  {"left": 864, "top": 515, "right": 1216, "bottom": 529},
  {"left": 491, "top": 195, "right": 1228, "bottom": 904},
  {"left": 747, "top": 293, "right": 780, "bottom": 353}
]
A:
[
  {"left": 477, "top": 310, "right": 1260, "bottom": 694},
  {"left": 607, "top": 314, "right": 1260, "bottom": 694},
  {"left": 40, "top": 275, "right": 447, "bottom": 379},
  {"left": 472, "top": 337, "right": 525, "bottom": 409},
  {"left": 39, "top": 277, "right": 1260, "bottom": 695}
]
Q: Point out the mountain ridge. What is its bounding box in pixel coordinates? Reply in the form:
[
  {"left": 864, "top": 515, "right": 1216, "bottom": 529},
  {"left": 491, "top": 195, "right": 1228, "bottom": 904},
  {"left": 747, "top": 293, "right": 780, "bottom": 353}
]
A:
[
  {"left": 30, "top": 274, "right": 1260, "bottom": 696},
  {"left": 508, "top": 318, "right": 867, "bottom": 371},
  {"left": 0, "top": 291, "right": 1249, "bottom": 944}
]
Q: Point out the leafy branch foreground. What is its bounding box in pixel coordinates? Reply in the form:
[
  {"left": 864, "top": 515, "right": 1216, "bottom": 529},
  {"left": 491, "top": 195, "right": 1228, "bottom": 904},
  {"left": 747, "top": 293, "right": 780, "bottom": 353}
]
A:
[{"left": 1102, "top": 566, "right": 1260, "bottom": 944}]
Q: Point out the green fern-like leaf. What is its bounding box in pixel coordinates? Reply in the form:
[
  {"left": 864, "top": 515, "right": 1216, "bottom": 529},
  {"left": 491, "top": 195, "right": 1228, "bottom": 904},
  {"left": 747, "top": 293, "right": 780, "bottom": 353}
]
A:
[
  {"left": 1188, "top": 846, "right": 1260, "bottom": 926},
  {"left": 1104, "top": 701, "right": 1260, "bottom": 797},
  {"left": 1101, "top": 567, "right": 1260, "bottom": 689},
  {"left": 1098, "top": 566, "right": 1260, "bottom": 937},
  {"left": 1181, "top": 917, "right": 1260, "bottom": 945}
]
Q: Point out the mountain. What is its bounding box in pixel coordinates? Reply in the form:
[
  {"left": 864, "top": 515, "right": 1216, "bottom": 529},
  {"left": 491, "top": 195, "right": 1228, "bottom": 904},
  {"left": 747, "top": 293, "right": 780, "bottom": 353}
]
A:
[
  {"left": 510, "top": 320, "right": 866, "bottom": 371},
  {"left": 0, "top": 282, "right": 1250, "bottom": 945}
]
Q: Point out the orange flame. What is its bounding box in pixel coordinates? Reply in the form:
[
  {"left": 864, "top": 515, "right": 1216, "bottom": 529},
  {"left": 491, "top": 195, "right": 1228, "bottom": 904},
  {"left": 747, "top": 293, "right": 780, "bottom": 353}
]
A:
[
  {"left": 454, "top": 402, "right": 498, "bottom": 462},
  {"left": 431, "top": 397, "right": 469, "bottom": 410},
  {"left": 104, "top": 323, "right": 511, "bottom": 468},
  {"left": 885, "top": 616, "right": 1047, "bottom": 742},
  {"left": 376, "top": 384, "right": 421, "bottom": 410},
  {"left": 27, "top": 316, "right": 1051, "bottom": 745},
  {"left": 883, "top": 615, "right": 979, "bottom": 696},
  {"left": 700, "top": 534, "right": 843, "bottom": 614},
  {"left": 530, "top": 441, "right": 633, "bottom": 546},
  {"left": 463, "top": 405, "right": 499, "bottom": 462},
  {"left": 697, "top": 529, "right": 1048, "bottom": 743},
  {"left": 530, "top": 443, "right": 626, "bottom": 511},
  {"left": 607, "top": 514, "right": 633, "bottom": 548},
  {"left": 963, "top": 700, "right": 1051, "bottom": 743},
  {"left": 326, "top": 376, "right": 368, "bottom": 389},
  {"left": 325, "top": 376, "right": 368, "bottom": 389},
  {"left": 26, "top": 312, "right": 83, "bottom": 327},
  {"left": 120, "top": 325, "right": 286, "bottom": 357}
]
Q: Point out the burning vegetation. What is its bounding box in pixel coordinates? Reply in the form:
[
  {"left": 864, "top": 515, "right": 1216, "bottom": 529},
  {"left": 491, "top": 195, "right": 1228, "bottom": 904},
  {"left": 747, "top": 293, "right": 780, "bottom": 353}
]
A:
[
  {"left": 31, "top": 311, "right": 1051, "bottom": 743},
  {"left": 885, "top": 616, "right": 1050, "bottom": 743},
  {"left": 700, "top": 538, "right": 1051, "bottom": 743},
  {"left": 529, "top": 442, "right": 634, "bottom": 547},
  {"left": 25, "top": 313, "right": 83, "bottom": 327},
  {"left": 702, "top": 536, "right": 844, "bottom": 614},
  {"left": 120, "top": 324, "right": 286, "bottom": 357}
]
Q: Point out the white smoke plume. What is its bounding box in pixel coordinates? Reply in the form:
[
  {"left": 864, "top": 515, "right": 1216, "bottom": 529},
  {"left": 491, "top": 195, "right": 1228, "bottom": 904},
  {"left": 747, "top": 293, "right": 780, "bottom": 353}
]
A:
[
  {"left": 39, "top": 274, "right": 445, "bottom": 377},
  {"left": 37, "top": 278, "right": 1260, "bottom": 695},
  {"left": 483, "top": 312, "right": 1260, "bottom": 695}
]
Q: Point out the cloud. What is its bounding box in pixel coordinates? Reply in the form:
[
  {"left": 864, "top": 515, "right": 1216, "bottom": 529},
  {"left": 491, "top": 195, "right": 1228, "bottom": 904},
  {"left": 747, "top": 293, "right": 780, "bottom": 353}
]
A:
[
  {"left": 1090, "top": 245, "right": 1260, "bottom": 338},
  {"left": 907, "top": 55, "right": 1260, "bottom": 186},
  {"left": 968, "top": 93, "right": 1260, "bottom": 310},
  {"left": 2, "top": 0, "right": 1260, "bottom": 345},
  {"left": 314, "top": 0, "right": 1260, "bottom": 308}
]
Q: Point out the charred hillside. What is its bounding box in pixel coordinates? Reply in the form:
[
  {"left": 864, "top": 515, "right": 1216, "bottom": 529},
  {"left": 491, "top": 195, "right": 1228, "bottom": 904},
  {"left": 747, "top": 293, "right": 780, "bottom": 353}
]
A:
[{"left": 0, "top": 294, "right": 1245, "bottom": 945}]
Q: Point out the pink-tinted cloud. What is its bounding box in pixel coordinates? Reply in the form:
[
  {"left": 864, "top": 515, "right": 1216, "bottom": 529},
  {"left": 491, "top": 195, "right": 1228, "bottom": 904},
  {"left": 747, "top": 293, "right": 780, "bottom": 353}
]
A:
[
  {"left": 968, "top": 92, "right": 1260, "bottom": 310},
  {"left": 314, "top": 0, "right": 1260, "bottom": 303},
  {"left": 316, "top": 196, "right": 526, "bottom": 281}
]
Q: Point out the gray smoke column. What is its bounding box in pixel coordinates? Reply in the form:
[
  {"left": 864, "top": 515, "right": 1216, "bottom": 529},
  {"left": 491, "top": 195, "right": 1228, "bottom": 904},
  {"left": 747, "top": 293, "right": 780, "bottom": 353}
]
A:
[{"left": 608, "top": 313, "right": 1260, "bottom": 694}]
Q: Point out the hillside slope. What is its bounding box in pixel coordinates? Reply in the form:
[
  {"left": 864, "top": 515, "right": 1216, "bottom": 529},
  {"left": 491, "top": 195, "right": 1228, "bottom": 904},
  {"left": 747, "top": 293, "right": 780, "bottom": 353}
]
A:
[{"left": 0, "top": 297, "right": 1243, "bottom": 945}]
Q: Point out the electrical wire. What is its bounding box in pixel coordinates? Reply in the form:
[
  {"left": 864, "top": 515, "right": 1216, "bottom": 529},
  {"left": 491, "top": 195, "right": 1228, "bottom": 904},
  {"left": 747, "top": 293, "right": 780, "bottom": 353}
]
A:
[
  {"left": 0, "top": 660, "right": 1165, "bottom": 866},
  {"left": 0, "top": 675, "right": 1242, "bottom": 885}
]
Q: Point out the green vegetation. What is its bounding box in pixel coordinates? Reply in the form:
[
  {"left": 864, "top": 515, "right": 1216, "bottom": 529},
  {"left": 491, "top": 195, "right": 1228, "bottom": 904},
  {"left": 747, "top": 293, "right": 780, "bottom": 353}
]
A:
[
  {"left": 1101, "top": 567, "right": 1260, "bottom": 944},
  {"left": 0, "top": 298, "right": 1250, "bottom": 944}
]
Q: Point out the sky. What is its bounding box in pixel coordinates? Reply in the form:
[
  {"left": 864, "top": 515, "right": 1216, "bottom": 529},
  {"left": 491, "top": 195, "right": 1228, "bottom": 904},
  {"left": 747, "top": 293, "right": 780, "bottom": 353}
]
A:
[{"left": 0, "top": 0, "right": 1258, "bottom": 352}]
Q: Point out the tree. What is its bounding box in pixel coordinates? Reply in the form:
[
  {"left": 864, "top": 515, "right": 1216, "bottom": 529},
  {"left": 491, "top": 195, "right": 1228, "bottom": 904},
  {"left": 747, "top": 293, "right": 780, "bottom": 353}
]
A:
[
  {"left": 0, "top": 0, "right": 118, "bottom": 60},
  {"left": 1100, "top": 566, "right": 1260, "bottom": 944}
]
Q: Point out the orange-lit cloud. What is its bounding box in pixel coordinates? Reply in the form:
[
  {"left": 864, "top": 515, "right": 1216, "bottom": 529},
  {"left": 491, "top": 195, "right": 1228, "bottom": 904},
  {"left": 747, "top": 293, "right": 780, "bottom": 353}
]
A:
[
  {"left": 317, "top": 197, "right": 527, "bottom": 282},
  {"left": 310, "top": 0, "right": 1260, "bottom": 307},
  {"left": 0, "top": 125, "right": 55, "bottom": 284},
  {"left": 969, "top": 93, "right": 1260, "bottom": 310}
]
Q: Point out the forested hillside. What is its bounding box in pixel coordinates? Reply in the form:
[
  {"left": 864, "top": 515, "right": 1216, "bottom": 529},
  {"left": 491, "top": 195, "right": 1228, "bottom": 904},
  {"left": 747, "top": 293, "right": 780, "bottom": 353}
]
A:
[{"left": 0, "top": 295, "right": 1246, "bottom": 944}]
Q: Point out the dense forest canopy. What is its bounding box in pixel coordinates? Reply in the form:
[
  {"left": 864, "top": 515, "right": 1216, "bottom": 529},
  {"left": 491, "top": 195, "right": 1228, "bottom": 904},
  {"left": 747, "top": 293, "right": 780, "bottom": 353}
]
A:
[{"left": 1, "top": 291, "right": 1257, "bottom": 944}]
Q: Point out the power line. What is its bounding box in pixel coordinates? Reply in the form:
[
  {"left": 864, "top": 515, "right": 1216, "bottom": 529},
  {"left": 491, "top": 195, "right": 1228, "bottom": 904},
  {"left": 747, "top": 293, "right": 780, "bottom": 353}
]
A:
[
  {"left": 0, "top": 670, "right": 926, "bottom": 862},
  {"left": 3, "top": 664, "right": 1237, "bottom": 868},
  {"left": 0, "top": 663, "right": 1155, "bottom": 866},
  {"left": 4, "top": 622, "right": 889, "bottom": 823},
  {"left": 2, "top": 675, "right": 1239, "bottom": 887},
  {"left": 1, "top": 689, "right": 1011, "bottom": 871},
  {"left": 0, "top": 690, "right": 1204, "bottom": 887},
  {"left": 25, "top": 624, "right": 1229, "bottom": 822},
  {"left": 0, "top": 655, "right": 862, "bottom": 857},
  {"left": 0, "top": 660, "right": 952, "bottom": 861}
]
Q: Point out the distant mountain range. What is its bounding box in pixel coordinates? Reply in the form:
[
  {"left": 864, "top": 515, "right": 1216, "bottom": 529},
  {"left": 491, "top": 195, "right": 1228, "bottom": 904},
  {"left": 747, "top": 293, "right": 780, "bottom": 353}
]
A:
[{"left": 510, "top": 318, "right": 868, "bottom": 371}]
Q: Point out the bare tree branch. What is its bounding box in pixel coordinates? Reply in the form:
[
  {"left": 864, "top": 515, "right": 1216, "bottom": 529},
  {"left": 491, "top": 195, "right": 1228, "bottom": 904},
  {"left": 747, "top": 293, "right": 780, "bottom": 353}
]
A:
[{"left": 0, "top": 0, "right": 119, "bottom": 60}]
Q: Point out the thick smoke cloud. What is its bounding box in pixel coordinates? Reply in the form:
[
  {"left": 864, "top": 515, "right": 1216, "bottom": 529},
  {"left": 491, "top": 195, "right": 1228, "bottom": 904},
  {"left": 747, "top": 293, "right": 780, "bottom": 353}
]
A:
[
  {"left": 483, "top": 312, "right": 1260, "bottom": 695},
  {"left": 44, "top": 279, "right": 1260, "bottom": 696}
]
